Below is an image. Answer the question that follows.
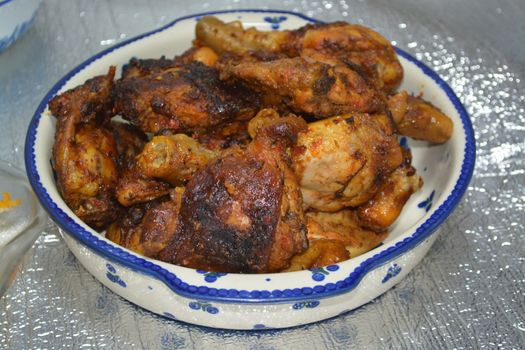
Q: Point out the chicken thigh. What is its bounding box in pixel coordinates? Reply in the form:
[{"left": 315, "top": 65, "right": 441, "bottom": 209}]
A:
[{"left": 157, "top": 109, "right": 308, "bottom": 273}]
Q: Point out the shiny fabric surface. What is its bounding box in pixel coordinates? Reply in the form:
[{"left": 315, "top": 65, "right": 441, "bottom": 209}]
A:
[{"left": 1, "top": 0, "right": 524, "bottom": 348}]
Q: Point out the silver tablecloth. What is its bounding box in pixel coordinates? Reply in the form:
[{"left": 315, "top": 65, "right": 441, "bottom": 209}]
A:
[{"left": 1, "top": 0, "right": 524, "bottom": 349}]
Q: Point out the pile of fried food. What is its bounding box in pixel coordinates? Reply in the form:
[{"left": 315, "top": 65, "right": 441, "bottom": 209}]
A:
[{"left": 48, "top": 17, "right": 453, "bottom": 273}]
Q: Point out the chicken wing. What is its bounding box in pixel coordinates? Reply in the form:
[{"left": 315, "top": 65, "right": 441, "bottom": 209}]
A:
[
  {"left": 292, "top": 112, "right": 403, "bottom": 212},
  {"left": 195, "top": 16, "right": 290, "bottom": 55},
  {"left": 49, "top": 67, "right": 120, "bottom": 230},
  {"left": 157, "top": 109, "right": 308, "bottom": 273}
]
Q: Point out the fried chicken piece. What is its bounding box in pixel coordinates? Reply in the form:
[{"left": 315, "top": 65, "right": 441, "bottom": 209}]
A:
[
  {"left": 49, "top": 67, "right": 120, "bottom": 230},
  {"left": 106, "top": 187, "right": 184, "bottom": 257},
  {"left": 285, "top": 209, "right": 388, "bottom": 271},
  {"left": 110, "top": 121, "right": 148, "bottom": 168},
  {"left": 157, "top": 109, "right": 308, "bottom": 273},
  {"left": 115, "top": 166, "right": 171, "bottom": 207},
  {"left": 305, "top": 210, "right": 387, "bottom": 258},
  {"left": 109, "top": 121, "right": 172, "bottom": 207},
  {"left": 113, "top": 61, "right": 259, "bottom": 134},
  {"left": 356, "top": 150, "right": 423, "bottom": 230},
  {"left": 292, "top": 113, "right": 403, "bottom": 212},
  {"left": 222, "top": 57, "right": 385, "bottom": 117},
  {"left": 136, "top": 134, "right": 218, "bottom": 186},
  {"left": 388, "top": 91, "right": 453, "bottom": 143},
  {"left": 196, "top": 16, "right": 402, "bottom": 92}
]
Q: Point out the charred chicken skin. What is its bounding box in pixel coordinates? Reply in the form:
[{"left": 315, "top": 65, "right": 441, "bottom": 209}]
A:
[
  {"left": 113, "top": 61, "right": 259, "bottom": 134},
  {"left": 121, "top": 46, "right": 219, "bottom": 80},
  {"left": 157, "top": 110, "right": 308, "bottom": 273},
  {"left": 106, "top": 187, "right": 184, "bottom": 257},
  {"left": 222, "top": 56, "right": 385, "bottom": 116}
]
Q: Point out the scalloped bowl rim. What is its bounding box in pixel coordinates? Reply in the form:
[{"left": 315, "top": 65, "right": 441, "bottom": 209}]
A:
[{"left": 24, "top": 9, "right": 475, "bottom": 304}]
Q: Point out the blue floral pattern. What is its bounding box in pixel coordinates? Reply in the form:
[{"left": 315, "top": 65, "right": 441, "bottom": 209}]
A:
[
  {"left": 292, "top": 300, "right": 320, "bottom": 310},
  {"left": 382, "top": 263, "right": 402, "bottom": 283},
  {"left": 264, "top": 16, "right": 287, "bottom": 30},
  {"left": 399, "top": 136, "right": 410, "bottom": 150},
  {"left": 418, "top": 190, "right": 436, "bottom": 212},
  {"left": 196, "top": 269, "right": 227, "bottom": 283},
  {"left": 105, "top": 263, "right": 126, "bottom": 287},
  {"left": 188, "top": 300, "right": 219, "bottom": 314},
  {"left": 309, "top": 265, "right": 339, "bottom": 281}
]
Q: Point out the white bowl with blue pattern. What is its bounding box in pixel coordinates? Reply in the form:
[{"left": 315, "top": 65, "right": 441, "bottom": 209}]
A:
[
  {"left": 0, "top": 0, "right": 41, "bottom": 52},
  {"left": 24, "top": 10, "right": 475, "bottom": 330}
]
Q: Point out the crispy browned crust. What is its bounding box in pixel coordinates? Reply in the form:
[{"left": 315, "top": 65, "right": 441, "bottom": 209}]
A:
[
  {"left": 50, "top": 68, "right": 120, "bottom": 230},
  {"left": 223, "top": 57, "right": 385, "bottom": 117},
  {"left": 49, "top": 66, "right": 116, "bottom": 124},
  {"left": 196, "top": 17, "right": 403, "bottom": 93},
  {"left": 106, "top": 188, "right": 183, "bottom": 257},
  {"left": 157, "top": 111, "right": 308, "bottom": 273},
  {"left": 121, "top": 56, "right": 179, "bottom": 79},
  {"left": 158, "top": 153, "right": 284, "bottom": 272},
  {"left": 113, "top": 61, "right": 260, "bottom": 134}
]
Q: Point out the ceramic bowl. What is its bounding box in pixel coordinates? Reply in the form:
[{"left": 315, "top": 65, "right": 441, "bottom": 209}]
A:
[
  {"left": 0, "top": 0, "right": 41, "bottom": 52},
  {"left": 24, "top": 10, "right": 475, "bottom": 330}
]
